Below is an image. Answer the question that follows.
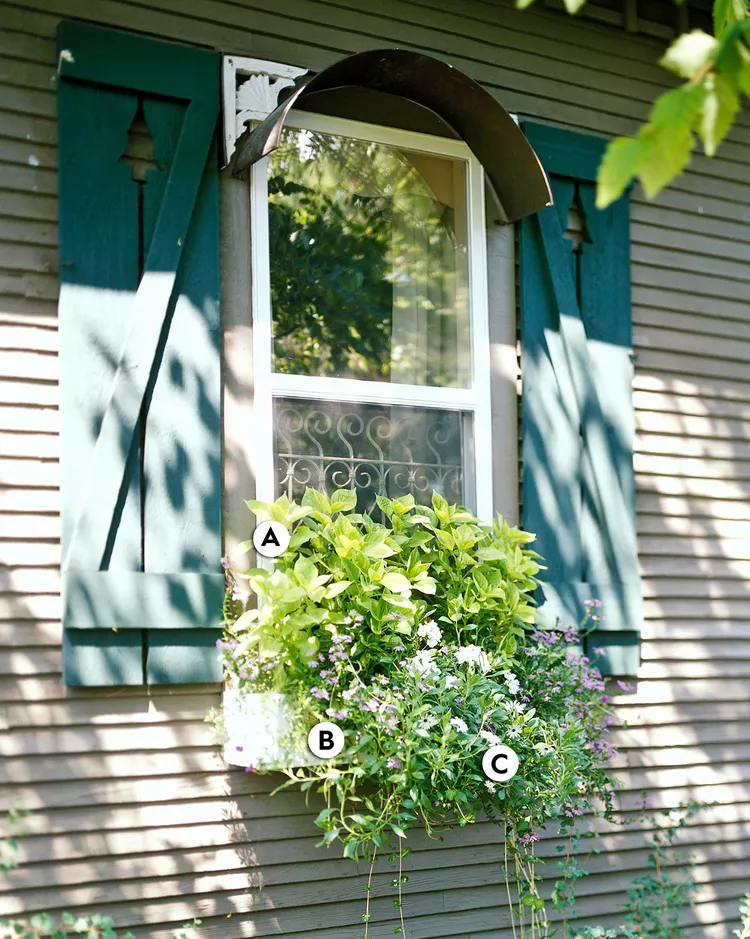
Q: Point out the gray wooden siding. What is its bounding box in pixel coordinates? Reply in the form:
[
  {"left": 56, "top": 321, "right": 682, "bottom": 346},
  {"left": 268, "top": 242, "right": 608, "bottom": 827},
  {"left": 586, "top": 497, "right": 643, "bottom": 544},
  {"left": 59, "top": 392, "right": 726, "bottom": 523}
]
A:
[{"left": 1, "top": 0, "right": 749, "bottom": 936}]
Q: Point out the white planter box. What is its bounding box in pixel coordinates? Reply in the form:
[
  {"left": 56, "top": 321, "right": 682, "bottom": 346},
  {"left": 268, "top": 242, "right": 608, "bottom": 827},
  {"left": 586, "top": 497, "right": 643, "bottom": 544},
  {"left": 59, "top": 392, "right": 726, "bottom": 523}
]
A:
[{"left": 222, "top": 689, "right": 322, "bottom": 770}]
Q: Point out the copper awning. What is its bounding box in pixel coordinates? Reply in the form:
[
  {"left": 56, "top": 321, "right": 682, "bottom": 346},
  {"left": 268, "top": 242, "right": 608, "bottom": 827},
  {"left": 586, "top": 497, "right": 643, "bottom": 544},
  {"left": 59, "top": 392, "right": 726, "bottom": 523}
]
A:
[{"left": 228, "top": 49, "right": 551, "bottom": 224}]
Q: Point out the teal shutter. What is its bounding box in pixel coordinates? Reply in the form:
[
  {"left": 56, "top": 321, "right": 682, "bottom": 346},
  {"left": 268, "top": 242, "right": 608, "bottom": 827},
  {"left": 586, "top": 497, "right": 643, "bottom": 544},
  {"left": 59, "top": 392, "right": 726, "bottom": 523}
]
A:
[
  {"left": 520, "top": 122, "right": 642, "bottom": 676},
  {"left": 57, "top": 22, "right": 224, "bottom": 685}
]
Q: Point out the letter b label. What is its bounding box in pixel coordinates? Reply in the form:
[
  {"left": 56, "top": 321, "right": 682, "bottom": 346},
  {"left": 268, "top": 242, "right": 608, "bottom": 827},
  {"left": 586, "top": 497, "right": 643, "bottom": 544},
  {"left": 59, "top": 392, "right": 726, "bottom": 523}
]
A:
[{"left": 308, "top": 722, "right": 345, "bottom": 759}]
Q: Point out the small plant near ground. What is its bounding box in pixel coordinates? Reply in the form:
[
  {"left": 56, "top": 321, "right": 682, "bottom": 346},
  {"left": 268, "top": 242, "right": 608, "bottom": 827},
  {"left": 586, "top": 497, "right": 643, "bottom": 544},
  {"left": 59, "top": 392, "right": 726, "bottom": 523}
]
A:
[
  {"left": 0, "top": 811, "right": 201, "bottom": 939},
  {"left": 734, "top": 894, "right": 750, "bottom": 939},
  {"left": 574, "top": 799, "right": 709, "bottom": 939}
]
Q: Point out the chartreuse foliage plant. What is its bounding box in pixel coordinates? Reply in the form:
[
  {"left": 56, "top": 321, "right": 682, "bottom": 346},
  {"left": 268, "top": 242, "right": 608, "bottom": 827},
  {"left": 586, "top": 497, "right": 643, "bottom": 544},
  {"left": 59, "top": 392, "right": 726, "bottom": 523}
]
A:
[{"left": 217, "top": 489, "right": 622, "bottom": 936}]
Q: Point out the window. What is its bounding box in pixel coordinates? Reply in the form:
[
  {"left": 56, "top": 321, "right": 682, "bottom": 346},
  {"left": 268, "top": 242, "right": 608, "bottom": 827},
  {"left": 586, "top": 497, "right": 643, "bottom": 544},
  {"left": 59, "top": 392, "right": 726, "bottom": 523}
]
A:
[{"left": 249, "top": 112, "right": 492, "bottom": 518}]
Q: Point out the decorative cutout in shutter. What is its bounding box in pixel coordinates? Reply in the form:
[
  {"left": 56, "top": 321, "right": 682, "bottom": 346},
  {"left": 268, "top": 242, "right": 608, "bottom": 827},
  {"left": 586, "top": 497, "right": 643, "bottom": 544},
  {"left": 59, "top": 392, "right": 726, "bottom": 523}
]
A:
[
  {"left": 520, "top": 122, "right": 642, "bottom": 677},
  {"left": 57, "top": 22, "right": 223, "bottom": 685}
]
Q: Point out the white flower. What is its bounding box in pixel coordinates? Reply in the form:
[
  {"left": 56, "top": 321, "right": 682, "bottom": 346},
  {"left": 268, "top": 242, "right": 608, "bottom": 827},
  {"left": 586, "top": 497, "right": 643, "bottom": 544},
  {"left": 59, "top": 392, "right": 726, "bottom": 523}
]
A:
[
  {"left": 444, "top": 674, "right": 459, "bottom": 690},
  {"left": 480, "top": 730, "right": 501, "bottom": 745},
  {"left": 450, "top": 716, "right": 468, "bottom": 734},
  {"left": 454, "top": 644, "right": 490, "bottom": 672},
  {"left": 506, "top": 726, "right": 522, "bottom": 739},
  {"left": 503, "top": 671, "right": 521, "bottom": 695},
  {"left": 405, "top": 649, "right": 438, "bottom": 677},
  {"left": 485, "top": 780, "right": 497, "bottom": 793},
  {"left": 420, "top": 713, "right": 438, "bottom": 730},
  {"left": 417, "top": 620, "right": 442, "bottom": 648},
  {"left": 534, "top": 742, "right": 554, "bottom": 757}
]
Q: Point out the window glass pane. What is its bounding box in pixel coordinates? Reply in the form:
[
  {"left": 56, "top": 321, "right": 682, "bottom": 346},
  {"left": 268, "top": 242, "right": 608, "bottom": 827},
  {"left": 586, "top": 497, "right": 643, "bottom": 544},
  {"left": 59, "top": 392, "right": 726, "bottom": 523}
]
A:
[
  {"left": 274, "top": 398, "right": 466, "bottom": 513},
  {"left": 268, "top": 128, "right": 471, "bottom": 388}
]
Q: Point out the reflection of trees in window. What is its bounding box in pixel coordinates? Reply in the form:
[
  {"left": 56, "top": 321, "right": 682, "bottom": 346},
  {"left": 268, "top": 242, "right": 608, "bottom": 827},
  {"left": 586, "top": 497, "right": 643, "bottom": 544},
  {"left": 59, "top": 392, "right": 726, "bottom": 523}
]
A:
[{"left": 268, "top": 129, "right": 470, "bottom": 388}]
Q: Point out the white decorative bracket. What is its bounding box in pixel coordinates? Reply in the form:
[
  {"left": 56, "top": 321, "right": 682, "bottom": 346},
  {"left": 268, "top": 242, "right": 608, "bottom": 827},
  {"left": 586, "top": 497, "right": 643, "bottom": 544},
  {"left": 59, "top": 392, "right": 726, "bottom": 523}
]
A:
[{"left": 222, "top": 55, "right": 308, "bottom": 163}]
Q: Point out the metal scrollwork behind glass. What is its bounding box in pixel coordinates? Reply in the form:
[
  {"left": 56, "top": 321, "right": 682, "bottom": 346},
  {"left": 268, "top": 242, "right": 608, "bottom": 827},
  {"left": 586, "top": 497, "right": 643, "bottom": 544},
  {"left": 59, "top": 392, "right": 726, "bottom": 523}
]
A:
[{"left": 274, "top": 399, "right": 463, "bottom": 514}]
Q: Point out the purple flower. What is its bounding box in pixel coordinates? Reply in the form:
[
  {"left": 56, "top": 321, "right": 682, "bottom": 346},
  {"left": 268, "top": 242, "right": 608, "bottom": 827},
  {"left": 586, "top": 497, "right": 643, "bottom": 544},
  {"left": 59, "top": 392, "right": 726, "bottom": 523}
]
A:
[
  {"left": 518, "top": 831, "right": 539, "bottom": 846},
  {"left": 616, "top": 680, "right": 633, "bottom": 693},
  {"left": 244, "top": 764, "right": 255, "bottom": 773},
  {"left": 326, "top": 707, "right": 348, "bottom": 720},
  {"left": 235, "top": 745, "right": 244, "bottom": 752},
  {"left": 221, "top": 556, "right": 231, "bottom": 569},
  {"left": 386, "top": 758, "right": 402, "bottom": 769}
]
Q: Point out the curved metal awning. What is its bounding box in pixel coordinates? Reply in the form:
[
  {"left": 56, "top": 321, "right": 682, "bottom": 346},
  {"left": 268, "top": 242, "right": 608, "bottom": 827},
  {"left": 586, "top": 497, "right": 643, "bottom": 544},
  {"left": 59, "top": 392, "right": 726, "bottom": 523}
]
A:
[{"left": 228, "top": 49, "right": 552, "bottom": 224}]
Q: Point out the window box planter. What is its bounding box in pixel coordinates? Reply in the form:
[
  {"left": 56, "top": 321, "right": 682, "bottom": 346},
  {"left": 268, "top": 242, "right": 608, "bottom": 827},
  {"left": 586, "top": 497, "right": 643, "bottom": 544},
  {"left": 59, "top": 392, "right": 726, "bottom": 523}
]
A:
[{"left": 221, "top": 688, "right": 322, "bottom": 770}]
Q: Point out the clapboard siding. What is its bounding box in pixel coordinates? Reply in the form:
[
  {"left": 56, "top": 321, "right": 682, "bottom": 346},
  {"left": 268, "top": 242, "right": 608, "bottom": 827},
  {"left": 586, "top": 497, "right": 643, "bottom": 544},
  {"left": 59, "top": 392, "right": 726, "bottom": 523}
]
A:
[{"left": 1, "top": 0, "right": 749, "bottom": 936}]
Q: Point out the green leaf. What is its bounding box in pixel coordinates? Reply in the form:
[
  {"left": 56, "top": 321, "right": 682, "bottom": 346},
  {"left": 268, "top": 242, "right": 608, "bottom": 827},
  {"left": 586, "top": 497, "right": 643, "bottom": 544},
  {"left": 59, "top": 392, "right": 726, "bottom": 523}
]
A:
[
  {"left": 325, "top": 580, "right": 352, "bottom": 599},
  {"left": 639, "top": 84, "right": 707, "bottom": 199},
  {"left": 740, "top": 62, "right": 750, "bottom": 96},
  {"left": 435, "top": 529, "right": 455, "bottom": 550},
  {"left": 245, "top": 499, "right": 276, "bottom": 521},
  {"left": 314, "top": 807, "right": 337, "bottom": 827},
  {"left": 431, "top": 491, "right": 449, "bottom": 515},
  {"left": 289, "top": 527, "right": 314, "bottom": 550},
  {"left": 714, "top": 0, "right": 749, "bottom": 37},
  {"left": 597, "top": 83, "right": 708, "bottom": 207},
  {"left": 700, "top": 71, "right": 740, "bottom": 155},
  {"left": 375, "top": 494, "right": 394, "bottom": 518},
  {"left": 361, "top": 533, "right": 398, "bottom": 559},
  {"left": 294, "top": 556, "right": 318, "bottom": 587},
  {"left": 381, "top": 572, "right": 412, "bottom": 594},
  {"left": 302, "top": 488, "right": 332, "bottom": 517},
  {"left": 660, "top": 29, "right": 717, "bottom": 79},
  {"left": 412, "top": 575, "right": 437, "bottom": 595},
  {"left": 562, "top": 0, "right": 586, "bottom": 10},
  {"left": 330, "top": 488, "right": 358, "bottom": 513}
]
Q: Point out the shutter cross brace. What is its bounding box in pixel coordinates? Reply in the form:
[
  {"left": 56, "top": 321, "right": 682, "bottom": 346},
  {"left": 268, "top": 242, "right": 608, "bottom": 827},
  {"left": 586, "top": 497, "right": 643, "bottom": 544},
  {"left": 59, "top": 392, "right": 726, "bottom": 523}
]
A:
[
  {"left": 535, "top": 205, "right": 639, "bottom": 584},
  {"left": 64, "top": 100, "right": 217, "bottom": 573}
]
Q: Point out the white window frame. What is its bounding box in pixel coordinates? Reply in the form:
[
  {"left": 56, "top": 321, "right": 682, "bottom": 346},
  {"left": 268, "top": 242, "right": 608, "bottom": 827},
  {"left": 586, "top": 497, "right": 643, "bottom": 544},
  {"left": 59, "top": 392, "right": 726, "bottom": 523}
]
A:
[{"left": 249, "top": 110, "right": 493, "bottom": 521}]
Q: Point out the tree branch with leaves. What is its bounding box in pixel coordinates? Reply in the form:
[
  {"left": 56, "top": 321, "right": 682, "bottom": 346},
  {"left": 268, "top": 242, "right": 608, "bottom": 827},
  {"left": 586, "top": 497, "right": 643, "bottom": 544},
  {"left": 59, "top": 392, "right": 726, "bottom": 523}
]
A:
[{"left": 518, "top": 0, "right": 750, "bottom": 206}]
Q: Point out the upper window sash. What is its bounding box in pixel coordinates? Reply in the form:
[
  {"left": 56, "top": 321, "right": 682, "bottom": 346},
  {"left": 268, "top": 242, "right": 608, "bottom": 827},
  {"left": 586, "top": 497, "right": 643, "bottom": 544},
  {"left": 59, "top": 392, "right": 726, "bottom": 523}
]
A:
[{"left": 249, "top": 110, "right": 492, "bottom": 519}]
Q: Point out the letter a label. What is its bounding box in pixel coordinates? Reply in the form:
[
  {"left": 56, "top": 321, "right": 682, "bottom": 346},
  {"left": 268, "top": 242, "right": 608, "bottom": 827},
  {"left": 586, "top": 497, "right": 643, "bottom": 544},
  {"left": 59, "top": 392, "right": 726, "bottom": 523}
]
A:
[{"left": 253, "top": 520, "right": 290, "bottom": 558}]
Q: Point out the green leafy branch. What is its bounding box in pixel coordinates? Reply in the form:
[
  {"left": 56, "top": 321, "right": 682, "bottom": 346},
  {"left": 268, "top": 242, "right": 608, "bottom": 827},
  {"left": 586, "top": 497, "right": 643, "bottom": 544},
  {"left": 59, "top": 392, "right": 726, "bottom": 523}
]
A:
[{"left": 518, "top": 0, "right": 750, "bottom": 206}]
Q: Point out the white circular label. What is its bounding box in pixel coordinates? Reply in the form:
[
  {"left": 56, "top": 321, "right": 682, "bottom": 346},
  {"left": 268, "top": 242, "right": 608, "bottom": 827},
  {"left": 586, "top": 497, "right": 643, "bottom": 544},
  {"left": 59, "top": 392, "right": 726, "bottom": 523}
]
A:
[
  {"left": 482, "top": 744, "right": 519, "bottom": 782},
  {"left": 307, "top": 722, "right": 345, "bottom": 759},
  {"left": 253, "top": 520, "right": 290, "bottom": 558}
]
